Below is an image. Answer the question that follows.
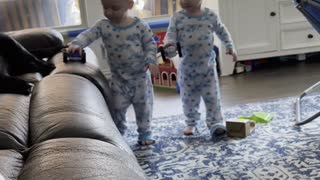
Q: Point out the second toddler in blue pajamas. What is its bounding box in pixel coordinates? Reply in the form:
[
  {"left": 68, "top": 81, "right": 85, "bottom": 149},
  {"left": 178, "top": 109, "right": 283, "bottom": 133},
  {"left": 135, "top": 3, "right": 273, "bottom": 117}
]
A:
[
  {"left": 164, "top": 0, "right": 237, "bottom": 138},
  {"left": 68, "top": 0, "right": 158, "bottom": 145}
]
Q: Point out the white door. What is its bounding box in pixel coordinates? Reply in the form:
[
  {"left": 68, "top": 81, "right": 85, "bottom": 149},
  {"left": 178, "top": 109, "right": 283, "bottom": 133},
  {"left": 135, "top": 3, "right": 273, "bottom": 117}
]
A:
[{"left": 231, "top": 0, "right": 278, "bottom": 55}]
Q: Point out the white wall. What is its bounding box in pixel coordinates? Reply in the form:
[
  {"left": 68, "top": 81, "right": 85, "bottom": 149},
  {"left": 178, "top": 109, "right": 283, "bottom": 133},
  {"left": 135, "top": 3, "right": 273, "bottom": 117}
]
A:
[
  {"left": 84, "top": 0, "right": 104, "bottom": 25},
  {"left": 203, "top": 0, "right": 219, "bottom": 12}
]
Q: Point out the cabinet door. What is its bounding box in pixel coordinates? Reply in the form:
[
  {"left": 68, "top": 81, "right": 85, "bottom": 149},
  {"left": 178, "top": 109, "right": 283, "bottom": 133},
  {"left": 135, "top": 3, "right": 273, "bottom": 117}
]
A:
[{"left": 231, "top": 0, "right": 278, "bottom": 55}]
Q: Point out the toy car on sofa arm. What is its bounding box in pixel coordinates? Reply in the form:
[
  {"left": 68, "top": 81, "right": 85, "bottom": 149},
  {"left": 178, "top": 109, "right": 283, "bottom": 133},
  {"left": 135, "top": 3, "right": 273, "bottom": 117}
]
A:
[{"left": 62, "top": 48, "right": 86, "bottom": 64}]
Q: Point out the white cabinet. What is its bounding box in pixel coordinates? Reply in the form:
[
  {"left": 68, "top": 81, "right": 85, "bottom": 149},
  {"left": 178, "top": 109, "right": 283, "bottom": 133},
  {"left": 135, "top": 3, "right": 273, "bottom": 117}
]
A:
[
  {"left": 209, "top": 0, "right": 320, "bottom": 76},
  {"left": 281, "top": 25, "right": 320, "bottom": 50},
  {"left": 279, "top": 0, "right": 320, "bottom": 50},
  {"left": 231, "top": 0, "right": 278, "bottom": 55},
  {"left": 279, "top": 0, "right": 306, "bottom": 24}
]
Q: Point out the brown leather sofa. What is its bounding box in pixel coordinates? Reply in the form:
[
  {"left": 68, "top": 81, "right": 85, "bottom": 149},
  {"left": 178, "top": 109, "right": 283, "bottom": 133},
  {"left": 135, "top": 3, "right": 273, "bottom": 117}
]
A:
[{"left": 0, "top": 29, "right": 146, "bottom": 180}]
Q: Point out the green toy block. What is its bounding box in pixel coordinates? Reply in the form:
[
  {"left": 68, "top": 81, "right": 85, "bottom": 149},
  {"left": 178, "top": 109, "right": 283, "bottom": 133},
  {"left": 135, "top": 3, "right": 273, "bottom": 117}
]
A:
[{"left": 238, "top": 112, "right": 273, "bottom": 124}]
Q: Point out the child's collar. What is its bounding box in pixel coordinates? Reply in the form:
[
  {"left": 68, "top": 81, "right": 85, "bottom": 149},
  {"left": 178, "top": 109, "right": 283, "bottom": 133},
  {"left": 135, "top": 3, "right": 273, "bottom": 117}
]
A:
[
  {"left": 182, "top": 7, "right": 208, "bottom": 18},
  {"left": 108, "top": 17, "right": 140, "bottom": 30}
]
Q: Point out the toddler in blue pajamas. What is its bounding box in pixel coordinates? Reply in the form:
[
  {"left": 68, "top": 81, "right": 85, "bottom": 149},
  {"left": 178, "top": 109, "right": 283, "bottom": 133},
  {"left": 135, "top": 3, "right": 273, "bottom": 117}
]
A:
[
  {"left": 164, "top": 0, "right": 237, "bottom": 138},
  {"left": 68, "top": 0, "right": 158, "bottom": 145}
]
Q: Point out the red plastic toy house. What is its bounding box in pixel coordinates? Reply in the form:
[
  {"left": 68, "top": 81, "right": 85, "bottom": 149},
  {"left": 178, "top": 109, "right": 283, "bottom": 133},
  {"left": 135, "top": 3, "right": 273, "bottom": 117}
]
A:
[
  {"left": 152, "top": 31, "right": 178, "bottom": 89},
  {"left": 153, "top": 58, "right": 177, "bottom": 89}
]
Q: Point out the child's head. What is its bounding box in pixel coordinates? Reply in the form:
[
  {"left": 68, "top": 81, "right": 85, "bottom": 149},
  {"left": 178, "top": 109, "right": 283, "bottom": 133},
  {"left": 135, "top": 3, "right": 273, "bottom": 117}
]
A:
[
  {"left": 100, "top": 0, "right": 134, "bottom": 22},
  {"left": 179, "top": 0, "right": 202, "bottom": 11}
]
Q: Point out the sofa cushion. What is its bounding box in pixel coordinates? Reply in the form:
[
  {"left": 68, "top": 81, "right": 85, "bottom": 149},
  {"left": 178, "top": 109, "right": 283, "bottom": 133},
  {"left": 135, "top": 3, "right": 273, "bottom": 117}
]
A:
[
  {"left": 6, "top": 28, "right": 64, "bottom": 59},
  {"left": 29, "top": 74, "right": 132, "bottom": 155},
  {"left": 0, "top": 150, "right": 24, "bottom": 180},
  {"left": 19, "top": 138, "right": 146, "bottom": 180},
  {"left": 0, "top": 94, "right": 29, "bottom": 150}
]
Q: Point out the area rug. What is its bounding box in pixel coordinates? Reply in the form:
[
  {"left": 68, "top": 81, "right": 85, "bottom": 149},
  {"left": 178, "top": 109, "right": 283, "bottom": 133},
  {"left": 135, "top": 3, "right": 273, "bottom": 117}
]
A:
[{"left": 124, "top": 96, "right": 320, "bottom": 179}]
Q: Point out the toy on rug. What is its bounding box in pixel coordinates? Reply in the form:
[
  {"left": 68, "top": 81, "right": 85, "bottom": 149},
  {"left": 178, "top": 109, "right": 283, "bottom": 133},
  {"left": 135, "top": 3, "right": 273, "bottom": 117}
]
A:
[
  {"left": 226, "top": 112, "right": 273, "bottom": 138},
  {"left": 238, "top": 112, "right": 273, "bottom": 124},
  {"left": 226, "top": 119, "right": 256, "bottom": 138}
]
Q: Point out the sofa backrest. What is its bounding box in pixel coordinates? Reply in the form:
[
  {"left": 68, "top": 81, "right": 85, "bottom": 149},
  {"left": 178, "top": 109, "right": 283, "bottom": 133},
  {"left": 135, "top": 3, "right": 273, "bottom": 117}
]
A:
[
  {"left": 29, "top": 74, "right": 133, "bottom": 155},
  {"left": 0, "top": 28, "right": 146, "bottom": 180}
]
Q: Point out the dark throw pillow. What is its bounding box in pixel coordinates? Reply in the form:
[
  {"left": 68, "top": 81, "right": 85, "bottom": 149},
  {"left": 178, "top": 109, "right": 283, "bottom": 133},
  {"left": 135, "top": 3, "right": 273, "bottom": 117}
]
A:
[
  {"left": 6, "top": 28, "right": 65, "bottom": 59},
  {"left": 0, "top": 32, "right": 56, "bottom": 95}
]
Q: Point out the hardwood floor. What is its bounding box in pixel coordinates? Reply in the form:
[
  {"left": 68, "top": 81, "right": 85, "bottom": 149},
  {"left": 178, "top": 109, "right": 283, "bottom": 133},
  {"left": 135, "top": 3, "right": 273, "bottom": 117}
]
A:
[
  {"left": 220, "top": 56, "right": 320, "bottom": 107},
  {"left": 128, "top": 55, "right": 320, "bottom": 118}
]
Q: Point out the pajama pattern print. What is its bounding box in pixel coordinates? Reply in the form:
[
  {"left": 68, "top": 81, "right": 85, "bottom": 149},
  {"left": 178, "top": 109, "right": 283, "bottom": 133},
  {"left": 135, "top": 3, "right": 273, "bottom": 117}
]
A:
[
  {"left": 70, "top": 17, "right": 157, "bottom": 137},
  {"left": 165, "top": 8, "right": 235, "bottom": 129}
]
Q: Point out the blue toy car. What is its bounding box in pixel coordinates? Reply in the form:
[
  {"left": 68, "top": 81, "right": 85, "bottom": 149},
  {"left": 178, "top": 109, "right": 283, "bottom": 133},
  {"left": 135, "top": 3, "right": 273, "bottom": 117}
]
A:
[{"left": 63, "top": 49, "right": 86, "bottom": 64}]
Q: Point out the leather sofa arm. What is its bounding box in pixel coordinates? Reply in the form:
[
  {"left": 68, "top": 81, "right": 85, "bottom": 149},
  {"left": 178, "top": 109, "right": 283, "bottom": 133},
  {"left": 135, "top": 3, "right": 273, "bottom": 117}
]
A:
[
  {"left": 29, "top": 74, "right": 131, "bottom": 155},
  {"left": 48, "top": 48, "right": 114, "bottom": 118}
]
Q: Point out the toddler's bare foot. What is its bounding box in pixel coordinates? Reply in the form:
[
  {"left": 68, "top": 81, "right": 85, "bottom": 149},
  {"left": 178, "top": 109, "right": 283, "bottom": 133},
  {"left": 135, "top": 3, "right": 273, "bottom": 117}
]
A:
[{"left": 183, "top": 126, "right": 196, "bottom": 136}]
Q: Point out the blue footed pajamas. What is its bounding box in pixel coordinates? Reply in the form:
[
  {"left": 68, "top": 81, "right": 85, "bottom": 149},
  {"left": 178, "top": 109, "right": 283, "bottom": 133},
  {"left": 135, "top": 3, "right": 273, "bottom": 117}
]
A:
[
  {"left": 70, "top": 17, "right": 157, "bottom": 137},
  {"left": 111, "top": 72, "right": 153, "bottom": 135},
  {"left": 165, "top": 8, "right": 235, "bottom": 130}
]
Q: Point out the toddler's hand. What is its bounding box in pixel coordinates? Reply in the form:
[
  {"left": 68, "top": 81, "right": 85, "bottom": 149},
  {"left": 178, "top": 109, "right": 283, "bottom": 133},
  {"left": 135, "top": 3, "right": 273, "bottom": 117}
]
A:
[
  {"left": 67, "top": 45, "right": 82, "bottom": 55},
  {"left": 226, "top": 48, "right": 237, "bottom": 62},
  {"left": 145, "top": 64, "right": 159, "bottom": 77},
  {"left": 163, "top": 43, "right": 177, "bottom": 58},
  {"left": 163, "top": 43, "right": 176, "bottom": 48}
]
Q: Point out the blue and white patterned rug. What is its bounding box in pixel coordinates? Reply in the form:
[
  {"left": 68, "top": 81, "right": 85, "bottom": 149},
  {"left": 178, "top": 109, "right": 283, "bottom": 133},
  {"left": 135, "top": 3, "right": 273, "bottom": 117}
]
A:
[{"left": 125, "top": 96, "right": 320, "bottom": 180}]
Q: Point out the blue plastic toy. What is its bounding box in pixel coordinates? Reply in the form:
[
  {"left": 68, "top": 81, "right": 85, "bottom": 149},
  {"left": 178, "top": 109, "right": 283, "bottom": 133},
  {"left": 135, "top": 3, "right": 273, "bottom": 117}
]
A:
[{"left": 63, "top": 49, "right": 86, "bottom": 64}]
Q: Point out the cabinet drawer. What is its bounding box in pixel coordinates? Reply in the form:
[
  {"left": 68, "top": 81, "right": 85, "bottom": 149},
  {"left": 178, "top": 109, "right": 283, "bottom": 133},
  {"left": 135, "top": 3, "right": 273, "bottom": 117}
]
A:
[
  {"left": 280, "top": 0, "right": 307, "bottom": 24},
  {"left": 281, "top": 27, "right": 320, "bottom": 50}
]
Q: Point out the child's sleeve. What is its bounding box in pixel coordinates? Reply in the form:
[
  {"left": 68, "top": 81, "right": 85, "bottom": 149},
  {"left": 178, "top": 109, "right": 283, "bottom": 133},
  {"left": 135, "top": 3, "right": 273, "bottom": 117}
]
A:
[
  {"left": 69, "top": 20, "right": 103, "bottom": 48},
  {"left": 164, "top": 15, "right": 177, "bottom": 45},
  {"left": 211, "top": 11, "right": 235, "bottom": 50},
  {"left": 142, "top": 23, "right": 157, "bottom": 65}
]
